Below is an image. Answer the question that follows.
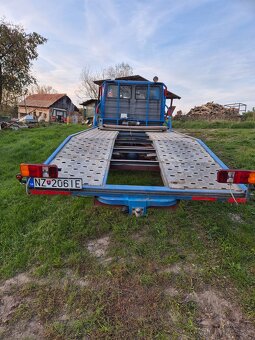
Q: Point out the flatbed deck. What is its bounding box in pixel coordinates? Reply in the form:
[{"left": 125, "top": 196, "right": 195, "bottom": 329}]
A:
[
  {"left": 147, "top": 131, "right": 242, "bottom": 192},
  {"left": 48, "top": 129, "right": 118, "bottom": 186},
  {"left": 44, "top": 127, "right": 245, "bottom": 196}
]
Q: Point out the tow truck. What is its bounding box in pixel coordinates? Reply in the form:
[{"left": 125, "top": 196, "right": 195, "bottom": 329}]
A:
[{"left": 17, "top": 78, "right": 255, "bottom": 216}]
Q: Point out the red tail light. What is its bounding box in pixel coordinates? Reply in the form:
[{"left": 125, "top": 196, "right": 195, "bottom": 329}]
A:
[
  {"left": 217, "top": 169, "right": 255, "bottom": 184},
  {"left": 20, "top": 164, "right": 58, "bottom": 178}
]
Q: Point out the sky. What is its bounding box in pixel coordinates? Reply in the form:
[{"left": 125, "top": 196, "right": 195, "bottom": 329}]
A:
[{"left": 0, "top": 0, "right": 255, "bottom": 112}]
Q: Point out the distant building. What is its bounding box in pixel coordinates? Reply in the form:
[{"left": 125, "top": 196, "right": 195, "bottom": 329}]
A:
[
  {"left": 80, "top": 99, "right": 97, "bottom": 123},
  {"left": 18, "top": 94, "right": 79, "bottom": 123}
]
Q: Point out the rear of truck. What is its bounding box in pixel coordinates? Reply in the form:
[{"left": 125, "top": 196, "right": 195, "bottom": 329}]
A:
[{"left": 17, "top": 79, "right": 254, "bottom": 215}]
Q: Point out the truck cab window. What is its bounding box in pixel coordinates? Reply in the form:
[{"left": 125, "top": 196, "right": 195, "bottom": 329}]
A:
[
  {"left": 107, "top": 85, "right": 131, "bottom": 99},
  {"left": 120, "top": 86, "right": 131, "bottom": 99},
  {"left": 107, "top": 85, "right": 118, "bottom": 98},
  {"left": 136, "top": 86, "right": 147, "bottom": 100},
  {"left": 150, "top": 87, "right": 160, "bottom": 100}
]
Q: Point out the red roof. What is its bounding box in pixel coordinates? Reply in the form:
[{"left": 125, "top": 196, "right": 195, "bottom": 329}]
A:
[{"left": 19, "top": 94, "right": 67, "bottom": 108}]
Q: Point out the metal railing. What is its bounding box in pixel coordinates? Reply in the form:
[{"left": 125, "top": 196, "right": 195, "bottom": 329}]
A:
[{"left": 224, "top": 103, "right": 247, "bottom": 113}]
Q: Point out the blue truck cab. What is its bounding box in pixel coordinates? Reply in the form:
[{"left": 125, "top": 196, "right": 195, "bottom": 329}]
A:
[{"left": 95, "top": 80, "right": 170, "bottom": 128}]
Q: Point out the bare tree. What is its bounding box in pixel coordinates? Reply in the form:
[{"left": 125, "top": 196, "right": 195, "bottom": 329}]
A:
[
  {"left": 106, "top": 62, "right": 133, "bottom": 79},
  {"left": 77, "top": 62, "right": 133, "bottom": 101},
  {"left": 78, "top": 68, "right": 99, "bottom": 100},
  {"left": 28, "top": 84, "right": 58, "bottom": 95}
]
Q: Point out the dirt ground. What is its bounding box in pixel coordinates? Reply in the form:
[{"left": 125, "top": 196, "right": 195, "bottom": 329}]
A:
[{"left": 0, "top": 234, "right": 254, "bottom": 339}]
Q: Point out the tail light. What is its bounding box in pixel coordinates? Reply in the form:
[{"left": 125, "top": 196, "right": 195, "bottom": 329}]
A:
[
  {"left": 217, "top": 169, "right": 255, "bottom": 184},
  {"left": 20, "top": 164, "right": 58, "bottom": 178}
]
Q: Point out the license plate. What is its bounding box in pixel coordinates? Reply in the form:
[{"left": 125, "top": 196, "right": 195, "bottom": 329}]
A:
[{"left": 33, "top": 178, "right": 83, "bottom": 190}]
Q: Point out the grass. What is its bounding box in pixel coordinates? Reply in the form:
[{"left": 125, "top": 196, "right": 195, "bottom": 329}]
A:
[
  {"left": 0, "top": 123, "right": 254, "bottom": 339},
  {"left": 173, "top": 119, "right": 255, "bottom": 129}
]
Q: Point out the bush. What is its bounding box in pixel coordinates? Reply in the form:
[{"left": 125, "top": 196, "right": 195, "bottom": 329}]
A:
[
  {"left": 242, "top": 111, "right": 255, "bottom": 121},
  {"left": 172, "top": 120, "right": 255, "bottom": 129}
]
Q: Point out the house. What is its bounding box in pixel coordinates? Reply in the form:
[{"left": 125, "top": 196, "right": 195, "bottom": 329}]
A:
[
  {"left": 18, "top": 94, "right": 79, "bottom": 123},
  {"left": 80, "top": 99, "right": 97, "bottom": 122},
  {"left": 80, "top": 75, "right": 181, "bottom": 120}
]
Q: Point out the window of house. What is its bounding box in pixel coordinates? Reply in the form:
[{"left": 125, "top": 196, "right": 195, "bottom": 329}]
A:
[{"left": 135, "top": 86, "right": 147, "bottom": 100}]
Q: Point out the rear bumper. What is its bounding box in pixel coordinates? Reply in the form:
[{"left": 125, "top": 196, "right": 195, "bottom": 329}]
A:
[
  {"left": 28, "top": 183, "right": 247, "bottom": 202},
  {"left": 28, "top": 184, "right": 247, "bottom": 215}
]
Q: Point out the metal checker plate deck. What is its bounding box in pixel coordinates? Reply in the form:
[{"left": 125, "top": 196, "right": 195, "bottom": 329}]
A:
[
  {"left": 147, "top": 131, "right": 243, "bottom": 192},
  {"left": 50, "top": 129, "right": 118, "bottom": 186}
]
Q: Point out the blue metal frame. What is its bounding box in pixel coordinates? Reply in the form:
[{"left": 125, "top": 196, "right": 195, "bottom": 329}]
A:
[
  {"left": 43, "top": 128, "right": 246, "bottom": 194},
  {"left": 96, "top": 80, "right": 167, "bottom": 127},
  {"left": 101, "top": 118, "right": 163, "bottom": 123},
  {"left": 26, "top": 126, "right": 247, "bottom": 215},
  {"left": 146, "top": 83, "right": 150, "bottom": 126},
  {"left": 97, "top": 196, "right": 177, "bottom": 214},
  {"left": 117, "top": 82, "right": 120, "bottom": 125},
  {"left": 162, "top": 84, "right": 167, "bottom": 125}
]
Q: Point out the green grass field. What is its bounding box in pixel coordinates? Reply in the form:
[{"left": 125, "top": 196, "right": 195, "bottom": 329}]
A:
[{"left": 0, "top": 123, "right": 254, "bottom": 339}]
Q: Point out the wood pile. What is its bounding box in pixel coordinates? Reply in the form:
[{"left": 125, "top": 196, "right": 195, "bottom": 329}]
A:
[
  {"left": 0, "top": 121, "right": 29, "bottom": 130},
  {"left": 174, "top": 102, "right": 241, "bottom": 121}
]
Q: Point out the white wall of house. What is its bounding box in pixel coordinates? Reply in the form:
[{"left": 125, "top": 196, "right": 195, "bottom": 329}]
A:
[{"left": 18, "top": 107, "right": 50, "bottom": 122}]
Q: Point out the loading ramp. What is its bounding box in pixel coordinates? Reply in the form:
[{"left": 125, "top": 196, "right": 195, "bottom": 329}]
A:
[
  {"left": 43, "top": 127, "right": 245, "bottom": 198},
  {"left": 147, "top": 131, "right": 242, "bottom": 192},
  {"left": 49, "top": 129, "right": 118, "bottom": 186}
]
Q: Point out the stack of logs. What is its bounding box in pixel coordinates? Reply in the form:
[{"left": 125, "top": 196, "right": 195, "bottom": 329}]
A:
[{"left": 174, "top": 102, "right": 241, "bottom": 121}]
